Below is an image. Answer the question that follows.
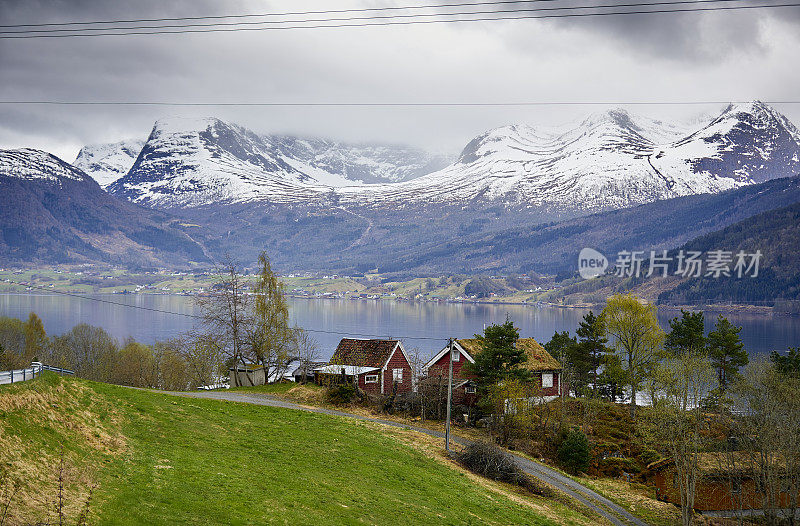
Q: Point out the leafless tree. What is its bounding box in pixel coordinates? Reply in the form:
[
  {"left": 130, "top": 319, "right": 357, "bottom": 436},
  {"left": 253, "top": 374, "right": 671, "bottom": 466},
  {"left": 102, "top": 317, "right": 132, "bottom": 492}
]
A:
[
  {"left": 726, "top": 358, "right": 800, "bottom": 525},
  {"left": 294, "top": 327, "right": 320, "bottom": 384},
  {"left": 194, "top": 255, "right": 250, "bottom": 387},
  {"left": 643, "top": 352, "right": 717, "bottom": 526}
]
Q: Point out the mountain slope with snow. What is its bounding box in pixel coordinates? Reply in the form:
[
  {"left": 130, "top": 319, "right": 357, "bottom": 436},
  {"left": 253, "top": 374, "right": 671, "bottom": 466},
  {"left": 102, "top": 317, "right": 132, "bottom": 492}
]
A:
[
  {"left": 0, "top": 148, "right": 207, "bottom": 266},
  {"left": 106, "top": 117, "right": 449, "bottom": 208},
  {"left": 73, "top": 139, "right": 145, "bottom": 187},
  {"left": 343, "top": 102, "right": 800, "bottom": 212},
  {"left": 103, "top": 102, "right": 800, "bottom": 215}
]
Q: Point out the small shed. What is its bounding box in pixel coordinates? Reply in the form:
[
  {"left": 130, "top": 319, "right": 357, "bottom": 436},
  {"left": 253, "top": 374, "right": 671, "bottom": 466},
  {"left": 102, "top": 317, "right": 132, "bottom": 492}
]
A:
[{"left": 229, "top": 363, "right": 266, "bottom": 387}]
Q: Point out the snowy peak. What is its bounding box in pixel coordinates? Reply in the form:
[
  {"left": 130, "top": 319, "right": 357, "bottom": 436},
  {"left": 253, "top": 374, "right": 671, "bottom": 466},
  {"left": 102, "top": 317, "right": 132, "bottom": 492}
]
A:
[
  {"left": 74, "top": 138, "right": 145, "bottom": 188},
  {"left": 106, "top": 116, "right": 449, "bottom": 208},
  {"left": 0, "top": 148, "right": 92, "bottom": 185},
  {"left": 656, "top": 100, "right": 800, "bottom": 185},
  {"left": 357, "top": 101, "right": 800, "bottom": 213}
]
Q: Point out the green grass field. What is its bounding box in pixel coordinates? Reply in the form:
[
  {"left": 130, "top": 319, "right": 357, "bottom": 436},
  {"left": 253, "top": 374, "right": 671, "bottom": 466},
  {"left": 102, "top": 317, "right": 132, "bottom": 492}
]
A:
[{"left": 0, "top": 374, "right": 568, "bottom": 525}]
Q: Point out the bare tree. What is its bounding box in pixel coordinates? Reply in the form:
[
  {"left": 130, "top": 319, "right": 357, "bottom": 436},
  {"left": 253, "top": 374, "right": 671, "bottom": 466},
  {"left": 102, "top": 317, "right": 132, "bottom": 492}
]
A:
[
  {"left": 182, "top": 331, "right": 227, "bottom": 389},
  {"left": 643, "top": 352, "right": 717, "bottom": 526},
  {"left": 194, "top": 255, "right": 250, "bottom": 387},
  {"left": 294, "top": 327, "right": 320, "bottom": 384},
  {"left": 727, "top": 358, "right": 800, "bottom": 525}
]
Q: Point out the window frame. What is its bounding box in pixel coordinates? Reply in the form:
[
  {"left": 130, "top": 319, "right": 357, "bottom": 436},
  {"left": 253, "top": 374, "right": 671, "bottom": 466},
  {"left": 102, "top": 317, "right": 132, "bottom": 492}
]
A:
[
  {"left": 452, "top": 349, "right": 460, "bottom": 362},
  {"left": 392, "top": 368, "right": 404, "bottom": 382},
  {"left": 541, "top": 372, "right": 554, "bottom": 388},
  {"left": 364, "top": 374, "right": 378, "bottom": 384}
]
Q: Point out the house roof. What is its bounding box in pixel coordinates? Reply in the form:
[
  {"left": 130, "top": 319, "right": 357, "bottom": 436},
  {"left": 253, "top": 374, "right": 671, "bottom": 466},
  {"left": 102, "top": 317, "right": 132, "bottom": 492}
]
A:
[
  {"left": 445, "top": 338, "right": 561, "bottom": 371},
  {"left": 423, "top": 340, "right": 477, "bottom": 370},
  {"left": 329, "top": 338, "right": 400, "bottom": 369},
  {"left": 314, "top": 365, "right": 381, "bottom": 376}
]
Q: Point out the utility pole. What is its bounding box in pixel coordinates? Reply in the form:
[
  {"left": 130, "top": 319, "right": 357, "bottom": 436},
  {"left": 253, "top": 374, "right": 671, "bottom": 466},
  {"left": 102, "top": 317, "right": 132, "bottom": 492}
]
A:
[{"left": 445, "top": 337, "right": 454, "bottom": 451}]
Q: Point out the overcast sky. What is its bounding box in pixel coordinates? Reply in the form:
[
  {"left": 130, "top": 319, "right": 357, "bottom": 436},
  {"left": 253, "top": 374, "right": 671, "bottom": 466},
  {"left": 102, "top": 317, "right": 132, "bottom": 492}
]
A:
[{"left": 2, "top": 0, "right": 800, "bottom": 161}]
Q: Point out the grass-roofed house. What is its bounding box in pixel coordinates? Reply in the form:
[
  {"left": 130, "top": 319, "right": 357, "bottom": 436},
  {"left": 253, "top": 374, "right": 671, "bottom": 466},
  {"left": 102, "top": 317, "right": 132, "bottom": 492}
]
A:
[
  {"left": 423, "top": 337, "right": 563, "bottom": 403},
  {"left": 314, "top": 338, "right": 412, "bottom": 395}
]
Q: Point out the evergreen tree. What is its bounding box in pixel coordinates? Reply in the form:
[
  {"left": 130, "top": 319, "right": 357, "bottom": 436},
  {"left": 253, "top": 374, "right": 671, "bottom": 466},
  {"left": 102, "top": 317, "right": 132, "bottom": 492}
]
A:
[
  {"left": 664, "top": 310, "right": 706, "bottom": 357},
  {"left": 544, "top": 331, "right": 576, "bottom": 364},
  {"left": 770, "top": 347, "right": 800, "bottom": 377},
  {"left": 558, "top": 428, "right": 591, "bottom": 475},
  {"left": 575, "top": 311, "right": 608, "bottom": 396},
  {"left": 467, "top": 318, "right": 530, "bottom": 388},
  {"left": 707, "top": 315, "right": 748, "bottom": 390},
  {"left": 597, "top": 353, "right": 626, "bottom": 403}
]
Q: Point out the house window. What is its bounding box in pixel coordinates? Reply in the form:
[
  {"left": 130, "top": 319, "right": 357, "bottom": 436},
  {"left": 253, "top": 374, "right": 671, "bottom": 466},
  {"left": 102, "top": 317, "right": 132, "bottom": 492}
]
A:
[
  {"left": 452, "top": 350, "right": 460, "bottom": 362},
  {"left": 731, "top": 479, "right": 742, "bottom": 495},
  {"left": 365, "top": 375, "right": 378, "bottom": 384},
  {"left": 465, "top": 386, "right": 476, "bottom": 394},
  {"left": 542, "top": 373, "right": 554, "bottom": 388},
  {"left": 393, "top": 368, "right": 404, "bottom": 382}
]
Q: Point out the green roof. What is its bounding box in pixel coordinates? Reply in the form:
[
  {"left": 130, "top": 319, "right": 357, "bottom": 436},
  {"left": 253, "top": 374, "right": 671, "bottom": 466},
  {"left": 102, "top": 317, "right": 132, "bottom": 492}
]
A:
[{"left": 456, "top": 337, "right": 561, "bottom": 371}]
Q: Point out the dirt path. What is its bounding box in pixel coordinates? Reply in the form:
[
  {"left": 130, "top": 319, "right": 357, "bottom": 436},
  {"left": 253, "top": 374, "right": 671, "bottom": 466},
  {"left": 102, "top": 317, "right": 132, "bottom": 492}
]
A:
[{"left": 175, "top": 390, "right": 649, "bottom": 526}]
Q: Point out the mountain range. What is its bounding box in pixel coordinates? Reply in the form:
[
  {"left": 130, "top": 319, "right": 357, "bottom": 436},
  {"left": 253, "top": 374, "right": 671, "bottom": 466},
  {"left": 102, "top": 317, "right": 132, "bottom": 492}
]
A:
[
  {"left": 2, "top": 101, "right": 800, "bottom": 290},
  {"left": 99, "top": 101, "right": 800, "bottom": 215}
]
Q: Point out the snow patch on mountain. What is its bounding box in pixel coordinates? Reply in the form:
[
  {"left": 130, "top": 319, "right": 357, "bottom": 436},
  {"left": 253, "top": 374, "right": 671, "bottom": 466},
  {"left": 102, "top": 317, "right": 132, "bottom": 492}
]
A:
[
  {"left": 0, "top": 148, "right": 90, "bottom": 185},
  {"left": 74, "top": 139, "right": 145, "bottom": 187}
]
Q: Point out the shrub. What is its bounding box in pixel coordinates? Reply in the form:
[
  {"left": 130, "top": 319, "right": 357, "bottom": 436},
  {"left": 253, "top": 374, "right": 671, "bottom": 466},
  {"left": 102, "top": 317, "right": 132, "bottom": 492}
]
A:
[
  {"left": 326, "top": 383, "right": 357, "bottom": 404},
  {"left": 557, "top": 428, "right": 591, "bottom": 475},
  {"left": 458, "top": 442, "right": 556, "bottom": 497},
  {"left": 457, "top": 442, "right": 529, "bottom": 486}
]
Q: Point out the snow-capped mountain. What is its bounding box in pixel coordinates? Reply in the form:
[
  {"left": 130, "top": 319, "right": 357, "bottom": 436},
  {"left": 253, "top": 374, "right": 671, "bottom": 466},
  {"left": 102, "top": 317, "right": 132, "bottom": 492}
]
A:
[
  {"left": 74, "top": 139, "right": 145, "bottom": 187},
  {"left": 1, "top": 147, "right": 89, "bottom": 184},
  {"left": 102, "top": 101, "right": 800, "bottom": 213},
  {"left": 106, "top": 117, "right": 449, "bottom": 208},
  {"left": 342, "top": 101, "right": 800, "bottom": 212},
  {"left": 0, "top": 148, "right": 207, "bottom": 266}
]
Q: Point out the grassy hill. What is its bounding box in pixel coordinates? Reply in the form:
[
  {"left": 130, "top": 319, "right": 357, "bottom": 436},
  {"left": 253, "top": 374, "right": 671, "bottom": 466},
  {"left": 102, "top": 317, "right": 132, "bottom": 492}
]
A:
[{"left": 0, "top": 374, "right": 593, "bottom": 525}]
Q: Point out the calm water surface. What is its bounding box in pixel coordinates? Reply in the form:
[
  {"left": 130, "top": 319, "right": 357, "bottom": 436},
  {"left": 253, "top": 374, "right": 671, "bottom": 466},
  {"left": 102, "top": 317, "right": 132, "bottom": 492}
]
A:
[{"left": 0, "top": 294, "right": 797, "bottom": 360}]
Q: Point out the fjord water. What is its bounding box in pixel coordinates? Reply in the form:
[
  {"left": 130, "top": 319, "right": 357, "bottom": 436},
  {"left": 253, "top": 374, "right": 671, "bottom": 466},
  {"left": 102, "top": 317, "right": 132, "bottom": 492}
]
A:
[{"left": 0, "top": 294, "right": 796, "bottom": 360}]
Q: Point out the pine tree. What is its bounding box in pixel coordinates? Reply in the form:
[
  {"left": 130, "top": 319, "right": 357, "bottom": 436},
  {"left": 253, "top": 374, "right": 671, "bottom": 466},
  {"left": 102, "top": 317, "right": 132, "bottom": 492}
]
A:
[
  {"left": 707, "top": 315, "right": 747, "bottom": 390},
  {"left": 467, "top": 318, "right": 530, "bottom": 388},
  {"left": 664, "top": 310, "right": 706, "bottom": 357},
  {"left": 575, "top": 311, "right": 608, "bottom": 396},
  {"left": 544, "top": 331, "right": 576, "bottom": 364}
]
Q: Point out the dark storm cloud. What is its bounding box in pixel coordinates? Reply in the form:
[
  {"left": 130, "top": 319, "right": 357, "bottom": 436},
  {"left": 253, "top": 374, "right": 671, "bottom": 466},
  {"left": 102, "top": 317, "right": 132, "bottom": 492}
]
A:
[
  {"left": 1, "top": 0, "right": 799, "bottom": 160},
  {"left": 489, "top": 0, "right": 792, "bottom": 61}
]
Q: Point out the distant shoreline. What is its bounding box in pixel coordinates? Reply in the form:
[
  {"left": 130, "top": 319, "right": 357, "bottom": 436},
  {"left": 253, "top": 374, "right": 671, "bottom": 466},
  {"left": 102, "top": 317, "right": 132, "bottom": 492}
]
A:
[{"left": 0, "top": 291, "right": 791, "bottom": 317}]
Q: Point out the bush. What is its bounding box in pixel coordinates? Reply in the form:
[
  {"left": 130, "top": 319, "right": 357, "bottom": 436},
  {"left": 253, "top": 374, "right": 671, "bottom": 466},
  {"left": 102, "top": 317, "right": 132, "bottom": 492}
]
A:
[
  {"left": 457, "top": 442, "right": 529, "bottom": 486},
  {"left": 326, "top": 383, "right": 357, "bottom": 404},
  {"left": 557, "top": 428, "right": 591, "bottom": 475},
  {"left": 458, "top": 442, "right": 556, "bottom": 497}
]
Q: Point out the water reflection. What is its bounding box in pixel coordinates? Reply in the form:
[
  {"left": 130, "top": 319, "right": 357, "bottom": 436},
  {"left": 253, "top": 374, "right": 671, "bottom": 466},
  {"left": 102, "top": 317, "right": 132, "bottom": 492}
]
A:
[{"left": 0, "top": 294, "right": 796, "bottom": 360}]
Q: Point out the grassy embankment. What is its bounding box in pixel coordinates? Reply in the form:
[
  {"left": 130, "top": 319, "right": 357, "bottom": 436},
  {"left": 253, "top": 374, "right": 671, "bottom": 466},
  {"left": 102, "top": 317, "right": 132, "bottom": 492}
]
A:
[
  {"left": 1, "top": 374, "right": 599, "bottom": 525},
  {"left": 242, "top": 383, "right": 686, "bottom": 526}
]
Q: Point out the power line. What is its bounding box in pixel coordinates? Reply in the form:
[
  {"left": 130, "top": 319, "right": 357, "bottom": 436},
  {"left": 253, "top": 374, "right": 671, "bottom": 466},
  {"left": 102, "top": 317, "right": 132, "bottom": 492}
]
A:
[
  {"left": 0, "top": 0, "right": 572, "bottom": 28},
  {"left": 1, "top": 278, "right": 447, "bottom": 341},
  {"left": 0, "top": 0, "right": 762, "bottom": 35},
  {"left": 2, "top": 2, "right": 798, "bottom": 39},
  {"left": 2, "top": 100, "right": 800, "bottom": 107}
]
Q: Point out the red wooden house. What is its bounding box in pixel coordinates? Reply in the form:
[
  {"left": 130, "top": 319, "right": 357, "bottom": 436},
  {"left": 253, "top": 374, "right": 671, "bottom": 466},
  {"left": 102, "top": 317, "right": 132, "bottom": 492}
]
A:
[
  {"left": 423, "top": 338, "right": 562, "bottom": 403},
  {"left": 314, "top": 338, "right": 412, "bottom": 395}
]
